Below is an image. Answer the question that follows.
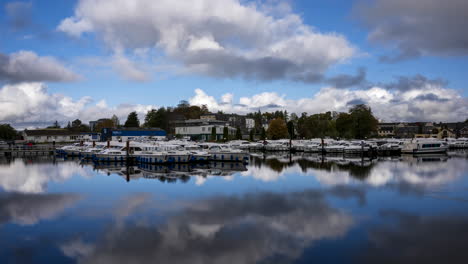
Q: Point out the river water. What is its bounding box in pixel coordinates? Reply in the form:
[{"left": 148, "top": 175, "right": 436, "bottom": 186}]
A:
[{"left": 0, "top": 152, "right": 467, "bottom": 263}]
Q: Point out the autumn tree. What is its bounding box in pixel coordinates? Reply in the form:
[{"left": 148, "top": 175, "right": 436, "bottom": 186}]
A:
[{"left": 267, "top": 118, "right": 289, "bottom": 140}]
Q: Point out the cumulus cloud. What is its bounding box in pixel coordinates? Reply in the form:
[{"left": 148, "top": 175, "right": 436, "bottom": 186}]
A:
[
  {"left": 58, "top": 0, "right": 356, "bottom": 82},
  {"left": 189, "top": 75, "right": 468, "bottom": 122},
  {"left": 0, "top": 82, "right": 156, "bottom": 128},
  {"left": 63, "top": 190, "right": 353, "bottom": 264},
  {"left": 0, "top": 192, "right": 81, "bottom": 226},
  {"left": 354, "top": 0, "right": 468, "bottom": 61},
  {"left": 0, "top": 51, "right": 80, "bottom": 83}
]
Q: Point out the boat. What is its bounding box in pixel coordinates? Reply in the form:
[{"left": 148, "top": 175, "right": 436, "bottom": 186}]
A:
[
  {"left": 401, "top": 139, "right": 448, "bottom": 154},
  {"left": 207, "top": 145, "right": 249, "bottom": 162},
  {"left": 185, "top": 145, "right": 211, "bottom": 162}
]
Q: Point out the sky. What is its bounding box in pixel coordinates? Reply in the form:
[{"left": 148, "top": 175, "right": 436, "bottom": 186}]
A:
[{"left": 0, "top": 0, "right": 467, "bottom": 128}]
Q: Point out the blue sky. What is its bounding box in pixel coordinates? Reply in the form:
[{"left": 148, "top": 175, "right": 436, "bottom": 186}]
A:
[{"left": 0, "top": 0, "right": 467, "bottom": 127}]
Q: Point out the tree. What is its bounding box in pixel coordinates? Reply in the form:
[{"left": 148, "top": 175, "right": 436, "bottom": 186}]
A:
[
  {"left": 48, "top": 121, "right": 60, "bottom": 129},
  {"left": 124, "top": 112, "right": 140, "bottom": 127},
  {"left": 72, "top": 119, "right": 82, "bottom": 128},
  {"left": 336, "top": 112, "right": 354, "bottom": 139},
  {"left": 349, "top": 104, "right": 378, "bottom": 139},
  {"left": 260, "top": 127, "right": 266, "bottom": 140},
  {"left": 111, "top": 115, "right": 120, "bottom": 127},
  {"left": 223, "top": 126, "right": 229, "bottom": 141},
  {"left": 249, "top": 129, "right": 255, "bottom": 141},
  {"left": 0, "top": 124, "right": 17, "bottom": 140},
  {"left": 235, "top": 127, "right": 242, "bottom": 140},
  {"left": 287, "top": 121, "right": 295, "bottom": 139},
  {"left": 94, "top": 119, "right": 114, "bottom": 132},
  {"left": 267, "top": 118, "right": 289, "bottom": 140},
  {"left": 211, "top": 126, "right": 217, "bottom": 141}
]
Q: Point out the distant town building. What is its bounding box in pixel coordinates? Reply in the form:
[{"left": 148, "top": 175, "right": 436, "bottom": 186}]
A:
[
  {"left": 245, "top": 118, "right": 255, "bottom": 130},
  {"left": 460, "top": 126, "right": 468, "bottom": 138},
  {"left": 22, "top": 129, "right": 89, "bottom": 143},
  {"left": 175, "top": 118, "right": 235, "bottom": 141}
]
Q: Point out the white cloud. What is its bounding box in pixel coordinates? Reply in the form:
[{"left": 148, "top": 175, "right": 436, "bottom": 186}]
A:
[
  {"left": 0, "top": 50, "right": 80, "bottom": 82},
  {"left": 189, "top": 79, "right": 468, "bottom": 122},
  {"left": 58, "top": 0, "right": 356, "bottom": 82},
  {"left": 0, "top": 82, "right": 156, "bottom": 128}
]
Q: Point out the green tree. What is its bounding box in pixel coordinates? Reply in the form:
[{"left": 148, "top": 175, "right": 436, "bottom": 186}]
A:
[
  {"left": 223, "top": 126, "right": 229, "bottom": 141},
  {"left": 267, "top": 118, "right": 289, "bottom": 140},
  {"left": 260, "top": 127, "right": 266, "bottom": 140},
  {"left": 235, "top": 127, "right": 242, "bottom": 140},
  {"left": 0, "top": 124, "right": 17, "bottom": 140},
  {"left": 72, "top": 119, "right": 82, "bottom": 127},
  {"left": 249, "top": 129, "right": 255, "bottom": 141},
  {"left": 211, "top": 126, "right": 217, "bottom": 141},
  {"left": 349, "top": 104, "right": 378, "bottom": 139},
  {"left": 144, "top": 108, "right": 168, "bottom": 130},
  {"left": 124, "top": 112, "right": 140, "bottom": 127},
  {"left": 336, "top": 112, "right": 354, "bottom": 139},
  {"left": 287, "top": 120, "right": 295, "bottom": 139}
]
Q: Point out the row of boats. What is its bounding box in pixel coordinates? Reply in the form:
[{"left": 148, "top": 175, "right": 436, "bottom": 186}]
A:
[
  {"left": 56, "top": 137, "right": 468, "bottom": 163},
  {"left": 56, "top": 141, "right": 250, "bottom": 163},
  {"left": 232, "top": 138, "right": 468, "bottom": 154}
]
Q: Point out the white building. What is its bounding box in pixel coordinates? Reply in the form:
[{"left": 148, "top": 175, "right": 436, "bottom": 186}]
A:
[
  {"left": 175, "top": 119, "right": 236, "bottom": 141},
  {"left": 23, "top": 129, "right": 82, "bottom": 143},
  {"left": 245, "top": 118, "right": 255, "bottom": 130}
]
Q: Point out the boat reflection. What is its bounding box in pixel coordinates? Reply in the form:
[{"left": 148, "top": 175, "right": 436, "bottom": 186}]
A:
[
  {"left": 247, "top": 151, "right": 468, "bottom": 189},
  {"left": 91, "top": 161, "right": 247, "bottom": 183}
]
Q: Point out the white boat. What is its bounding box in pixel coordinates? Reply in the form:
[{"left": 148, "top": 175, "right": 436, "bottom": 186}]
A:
[
  {"left": 93, "top": 144, "right": 144, "bottom": 162},
  {"left": 207, "top": 145, "right": 249, "bottom": 162},
  {"left": 134, "top": 151, "right": 167, "bottom": 164},
  {"left": 185, "top": 145, "right": 211, "bottom": 162},
  {"left": 401, "top": 139, "right": 448, "bottom": 154}
]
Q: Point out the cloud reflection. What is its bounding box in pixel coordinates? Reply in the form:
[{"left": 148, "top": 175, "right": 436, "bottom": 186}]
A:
[
  {"left": 360, "top": 210, "right": 468, "bottom": 263},
  {"left": 0, "top": 158, "right": 93, "bottom": 193},
  {"left": 0, "top": 192, "right": 81, "bottom": 226},
  {"left": 63, "top": 190, "right": 354, "bottom": 264}
]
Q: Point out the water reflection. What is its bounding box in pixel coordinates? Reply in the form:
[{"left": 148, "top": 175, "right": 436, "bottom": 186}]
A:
[
  {"left": 0, "top": 153, "right": 467, "bottom": 263},
  {"left": 0, "top": 157, "right": 93, "bottom": 193},
  {"left": 361, "top": 210, "right": 468, "bottom": 263},
  {"left": 0, "top": 192, "right": 81, "bottom": 226},
  {"left": 61, "top": 189, "right": 354, "bottom": 264},
  {"left": 247, "top": 152, "right": 468, "bottom": 191}
]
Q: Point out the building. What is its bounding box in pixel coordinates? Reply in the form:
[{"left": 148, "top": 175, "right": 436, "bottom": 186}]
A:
[
  {"left": 245, "top": 118, "right": 255, "bottom": 130},
  {"left": 377, "top": 123, "right": 398, "bottom": 137},
  {"left": 110, "top": 128, "right": 166, "bottom": 141},
  {"left": 460, "top": 126, "right": 468, "bottom": 138},
  {"left": 23, "top": 129, "right": 82, "bottom": 143},
  {"left": 175, "top": 119, "right": 236, "bottom": 141}
]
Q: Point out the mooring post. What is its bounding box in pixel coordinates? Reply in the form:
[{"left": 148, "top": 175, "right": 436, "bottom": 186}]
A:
[
  {"left": 321, "top": 138, "right": 325, "bottom": 155},
  {"left": 107, "top": 141, "right": 110, "bottom": 148},
  {"left": 126, "top": 140, "right": 130, "bottom": 163},
  {"left": 92, "top": 141, "right": 96, "bottom": 147}
]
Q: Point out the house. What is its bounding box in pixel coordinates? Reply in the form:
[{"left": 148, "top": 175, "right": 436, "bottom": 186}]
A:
[
  {"left": 377, "top": 123, "right": 398, "bottom": 137},
  {"left": 437, "top": 128, "right": 456, "bottom": 139},
  {"left": 111, "top": 128, "right": 166, "bottom": 141},
  {"left": 460, "top": 126, "right": 468, "bottom": 138},
  {"left": 23, "top": 129, "right": 82, "bottom": 143},
  {"left": 175, "top": 118, "right": 236, "bottom": 141}
]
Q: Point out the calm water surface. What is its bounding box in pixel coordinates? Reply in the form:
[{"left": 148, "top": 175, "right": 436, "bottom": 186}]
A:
[{"left": 1, "top": 152, "right": 468, "bottom": 263}]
